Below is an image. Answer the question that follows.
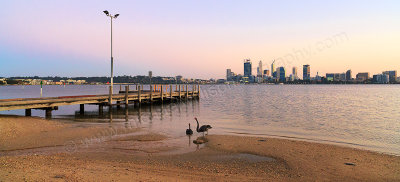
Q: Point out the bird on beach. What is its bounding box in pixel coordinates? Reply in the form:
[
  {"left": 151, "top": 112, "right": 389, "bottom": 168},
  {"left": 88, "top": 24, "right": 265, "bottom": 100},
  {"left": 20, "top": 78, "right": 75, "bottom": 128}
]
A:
[
  {"left": 194, "top": 117, "right": 212, "bottom": 136},
  {"left": 186, "top": 123, "right": 193, "bottom": 135}
]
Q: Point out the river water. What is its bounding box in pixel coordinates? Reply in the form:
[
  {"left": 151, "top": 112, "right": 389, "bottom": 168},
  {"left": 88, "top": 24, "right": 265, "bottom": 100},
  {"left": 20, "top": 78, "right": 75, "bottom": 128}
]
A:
[{"left": 1, "top": 84, "right": 399, "bottom": 155}]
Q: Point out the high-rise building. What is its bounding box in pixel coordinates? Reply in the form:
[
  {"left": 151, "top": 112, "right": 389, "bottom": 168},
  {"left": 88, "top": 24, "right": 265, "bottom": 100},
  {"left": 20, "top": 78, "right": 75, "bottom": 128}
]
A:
[
  {"left": 346, "top": 70, "right": 352, "bottom": 81},
  {"left": 382, "top": 70, "right": 397, "bottom": 83},
  {"left": 226, "top": 69, "right": 233, "bottom": 81},
  {"left": 339, "top": 73, "right": 346, "bottom": 81},
  {"left": 276, "top": 67, "right": 286, "bottom": 82},
  {"left": 263, "top": 70, "right": 270, "bottom": 76},
  {"left": 292, "top": 67, "right": 298, "bottom": 80},
  {"left": 303, "top": 65, "right": 310, "bottom": 80},
  {"left": 271, "top": 60, "right": 276, "bottom": 78},
  {"left": 257, "top": 60, "right": 263, "bottom": 77},
  {"left": 373, "top": 74, "right": 389, "bottom": 83},
  {"left": 244, "top": 59, "right": 252, "bottom": 77},
  {"left": 356, "top": 72, "right": 370, "bottom": 81}
]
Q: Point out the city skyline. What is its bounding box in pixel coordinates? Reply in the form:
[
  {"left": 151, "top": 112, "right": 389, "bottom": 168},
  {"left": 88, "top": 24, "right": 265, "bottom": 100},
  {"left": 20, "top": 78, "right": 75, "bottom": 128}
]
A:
[{"left": 1, "top": 0, "right": 400, "bottom": 79}]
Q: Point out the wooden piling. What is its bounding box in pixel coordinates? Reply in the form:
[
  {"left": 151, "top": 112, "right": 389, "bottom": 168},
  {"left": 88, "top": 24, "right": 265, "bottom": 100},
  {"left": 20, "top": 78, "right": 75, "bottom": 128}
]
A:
[
  {"left": 109, "top": 86, "right": 113, "bottom": 106},
  {"left": 138, "top": 85, "right": 142, "bottom": 104},
  {"left": 170, "top": 84, "right": 173, "bottom": 100},
  {"left": 186, "top": 85, "right": 188, "bottom": 99},
  {"left": 125, "top": 86, "right": 129, "bottom": 107},
  {"left": 150, "top": 85, "right": 153, "bottom": 102},
  {"left": 80, "top": 104, "right": 84, "bottom": 115},
  {"left": 161, "top": 85, "right": 164, "bottom": 102},
  {"left": 116, "top": 101, "right": 121, "bottom": 109},
  {"left": 25, "top": 109, "right": 31, "bottom": 116},
  {"left": 99, "top": 104, "right": 104, "bottom": 115},
  {"left": 178, "top": 85, "right": 181, "bottom": 100},
  {"left": 45, "top": 108, "right": 52, "bottom": 118}
]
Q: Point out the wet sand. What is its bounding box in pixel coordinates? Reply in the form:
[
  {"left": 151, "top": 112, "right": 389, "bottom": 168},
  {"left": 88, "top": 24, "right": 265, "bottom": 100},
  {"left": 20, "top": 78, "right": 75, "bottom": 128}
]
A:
[{"left": 0, "top": 116, "right": 399, "bottom": 181}]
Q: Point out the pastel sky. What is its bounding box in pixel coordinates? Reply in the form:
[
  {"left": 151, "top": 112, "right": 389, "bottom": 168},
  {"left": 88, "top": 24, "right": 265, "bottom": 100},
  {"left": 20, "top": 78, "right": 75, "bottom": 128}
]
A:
[{"left": 1, "top": 0, "right": 399, "bottom": 79}]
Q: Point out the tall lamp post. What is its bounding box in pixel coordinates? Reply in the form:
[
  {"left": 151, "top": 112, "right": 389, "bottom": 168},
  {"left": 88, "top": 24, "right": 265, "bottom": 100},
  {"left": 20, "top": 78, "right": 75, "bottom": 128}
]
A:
[{"left": 103, "top": 10, "right": 119, "bottom": 97}]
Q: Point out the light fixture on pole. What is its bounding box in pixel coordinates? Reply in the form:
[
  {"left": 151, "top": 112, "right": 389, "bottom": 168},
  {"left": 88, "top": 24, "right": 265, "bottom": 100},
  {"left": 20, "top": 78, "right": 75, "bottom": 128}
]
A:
[{"left": 103, "top": 10, "right": 119, "bottom": 98}]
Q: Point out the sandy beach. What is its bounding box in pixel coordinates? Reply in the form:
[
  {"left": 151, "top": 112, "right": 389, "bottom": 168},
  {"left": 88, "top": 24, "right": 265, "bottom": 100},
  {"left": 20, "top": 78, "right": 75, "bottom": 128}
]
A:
[{"left": 0, "top": 115, "right": 399, "bottom": 181}]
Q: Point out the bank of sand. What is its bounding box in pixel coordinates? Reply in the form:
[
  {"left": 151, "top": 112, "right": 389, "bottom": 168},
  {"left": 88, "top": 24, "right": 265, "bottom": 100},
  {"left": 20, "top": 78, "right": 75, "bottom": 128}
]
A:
[{"left": 0, "top": 116, "right": 399, "bottom": 181}]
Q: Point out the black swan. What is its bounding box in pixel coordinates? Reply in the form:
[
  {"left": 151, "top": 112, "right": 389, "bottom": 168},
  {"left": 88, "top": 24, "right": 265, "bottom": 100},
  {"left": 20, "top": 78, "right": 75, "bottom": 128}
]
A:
[
  {"left": 194, "top": 117, "right": 212, "bottom": 136},
  {"left": 186, "top": 123, "right": 193, "bottom": 135}
]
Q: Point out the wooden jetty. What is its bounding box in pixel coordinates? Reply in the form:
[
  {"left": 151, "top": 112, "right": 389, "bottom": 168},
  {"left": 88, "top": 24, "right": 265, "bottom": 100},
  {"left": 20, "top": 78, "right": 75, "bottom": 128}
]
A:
[{"left": 0, "top": 84, "right": 200, "bottom": 118}]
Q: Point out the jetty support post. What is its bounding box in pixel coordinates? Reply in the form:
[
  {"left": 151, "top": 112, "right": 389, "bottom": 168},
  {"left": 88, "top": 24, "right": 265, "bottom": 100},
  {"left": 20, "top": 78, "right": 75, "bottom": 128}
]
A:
[
  {"left": 198, "top": 84, "right": 200, "bottom": 98},
  {"left": 161, "top": 85, "right": 164, "bottom": 102},
  {"left": 170, "top": 84, "right": 173, "bottom": 101},
  {"left": 150, "top": 85, "right": 153, "bottom": 102},
  {"left": 80, "top": 104, "right": 84, "bottom": 115},
  {"left": 125, "top": 86, "right": 129, "bottom": 107},
  {"left": 109, "top": 86, "right": 113, "bottom": 106},
  {"left": 45, "top": 108, "right": 52, "bottom": 118},
  {"left": 116, "top": 101, "right": 121, "bottom": 109},
  {"left": 138, "top": 85, "right": 142, "bottom": 105},
  {"left": 99, "top": 104, "right": 104, "bottom": 115},
  {"left": 186, "top": 85, "right": 188, "bottom": 99},
  {"left": 178, "top": 84, "right": 181, "bottom": 100},
  {"left": 25, "top": 109, "right": 32, "bottom": 116}
]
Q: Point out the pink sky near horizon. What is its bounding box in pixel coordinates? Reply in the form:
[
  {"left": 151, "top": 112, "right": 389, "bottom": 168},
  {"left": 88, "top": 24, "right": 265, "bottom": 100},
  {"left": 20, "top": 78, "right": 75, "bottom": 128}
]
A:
[{"left": 1, "top": 0, "right": 400, "bottom": 79}]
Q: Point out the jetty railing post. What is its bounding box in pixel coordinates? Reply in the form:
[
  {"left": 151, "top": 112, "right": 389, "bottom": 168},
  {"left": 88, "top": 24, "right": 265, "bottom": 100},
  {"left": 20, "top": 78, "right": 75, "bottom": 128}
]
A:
[
  {"left": 136, "top": 84, "right": 138, "bottom": 90},
  {"left": 125, "top": 86, "right": 129, "bottom": 107},
  {"left": 120, "top": 84, "right": 122, "bottom": 91},
  {"left": 109, "top": 86, "right": 113, "bottom": 106},
  {"left": 198, "top": 84, "right": 200, "bottom": 98},
  {"left": 161, "top": 85, "right": 164, "bottom": 102}
]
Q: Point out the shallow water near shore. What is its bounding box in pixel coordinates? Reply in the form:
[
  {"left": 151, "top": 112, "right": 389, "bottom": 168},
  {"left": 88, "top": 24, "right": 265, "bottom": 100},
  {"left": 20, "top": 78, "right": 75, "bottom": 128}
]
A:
[{"left": 1, "top": 84, "right": 400, "bottom": 155}]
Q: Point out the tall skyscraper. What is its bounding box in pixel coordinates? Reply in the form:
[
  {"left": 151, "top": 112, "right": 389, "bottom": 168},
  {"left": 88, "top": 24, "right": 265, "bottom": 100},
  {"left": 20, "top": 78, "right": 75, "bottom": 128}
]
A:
[
  {"left": 257, "top": 60, "right": 263, "bottom": 77},
  {"left": 292, "top": 67, "right": 298, "bottom": 79},
  {"left": 226, "top": 69, "right": 232, "bottom": 81},
  {"left": 303, "top": 64, "right": 310, "bottom": 80},
  {"left": 346, "top": 70, "right": 352, "bottom": 81},
  {"left": 382, "top": 70, "right": 397, "bottom": 83},
  {"left": 276, "top": 67, "right": 286, "bottom": 82},
  {"left": 244, "top": 59, "right": 252, "bottom": 77},
  {"left": 271, "top": 60, "right": 276, "bottom": 78}
]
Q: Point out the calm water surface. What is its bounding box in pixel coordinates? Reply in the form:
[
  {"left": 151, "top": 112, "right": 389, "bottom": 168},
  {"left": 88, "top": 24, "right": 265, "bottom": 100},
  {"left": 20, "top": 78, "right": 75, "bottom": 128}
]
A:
[{"left": 1, "top": 84, "right": 399, "bottom": 155}]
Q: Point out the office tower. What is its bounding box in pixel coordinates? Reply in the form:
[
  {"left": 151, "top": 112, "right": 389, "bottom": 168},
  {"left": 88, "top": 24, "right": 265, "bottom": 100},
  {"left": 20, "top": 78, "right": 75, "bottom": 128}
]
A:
[
  {"left": 244, "top": 59, "right": 252, "bottom": 77},
  {"left": 346, "top": 70, "right": 352, "bottom": 81},
  {"left": 263, "top": 70, "right": 270, "bottom": 76},
  {"left": 271, "top": 60, "right": 276, "bottom": 78},
  {"left": 276, "top": 67, "right": 286, "bottom": 82},
  {"left": 226, "top": 69, "right": 232, "bottom": 81},
  {"left": 382, "top": 71, "right": 397, "bottom": 83},
  {"left": 340, "top": 73, "right": 346, "bottom": 81},
  {"left": 373, "top": 74, "right": 389, "bottom": 83},
  {"left": 257, "top": 60, "right": 263, "bottom": 77},
  {"left": 303, "top": 64, "right": 310, "bottom": 80},
  {"left": 292, "top": 67, "right": 298, "bottom": 79},
  {"left": 356, "top": 72, "right": 370, "bottom": 81}
]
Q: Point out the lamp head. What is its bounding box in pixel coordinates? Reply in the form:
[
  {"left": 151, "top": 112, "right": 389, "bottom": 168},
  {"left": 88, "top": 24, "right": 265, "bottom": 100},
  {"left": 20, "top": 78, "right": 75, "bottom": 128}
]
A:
[
  {"left": 114, "top": 14, "right": 120, "bottom": 18},
  {"left": 103, "top": 10, "right": 109, "bottom": 16}
]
